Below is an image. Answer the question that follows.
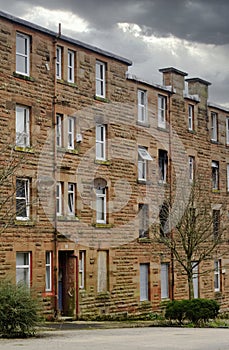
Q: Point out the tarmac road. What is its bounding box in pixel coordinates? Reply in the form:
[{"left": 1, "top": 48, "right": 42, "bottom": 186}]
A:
[{"left": 1, "top": 327, "right": 229, "bottom": 350}]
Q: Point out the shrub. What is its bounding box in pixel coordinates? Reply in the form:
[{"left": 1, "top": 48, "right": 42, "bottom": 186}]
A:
[
  {"left": 0, "top": 281, "right": 41, "bottom": 338},
  {"left": 165, "top": 298, "right": 219, "bottom": 326}
]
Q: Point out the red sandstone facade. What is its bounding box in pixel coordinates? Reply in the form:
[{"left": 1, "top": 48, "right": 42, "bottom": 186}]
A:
[{"left": 0, "top": 11, "right": 229, "bottom": 319}]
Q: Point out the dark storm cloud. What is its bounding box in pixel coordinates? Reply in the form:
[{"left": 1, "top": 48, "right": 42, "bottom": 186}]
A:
[{"left": 2, "top": 0, "right": 229, "bottom": 45}]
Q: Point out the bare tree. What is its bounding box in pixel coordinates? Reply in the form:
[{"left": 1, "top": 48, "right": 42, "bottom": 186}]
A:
[{"left": 154, "top": 180, "right": 226, "bottom": 299}]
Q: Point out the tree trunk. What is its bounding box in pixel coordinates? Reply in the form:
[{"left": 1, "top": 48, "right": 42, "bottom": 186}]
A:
[{"left": 187, "top": 272, "right": 194, "bottom": 300}]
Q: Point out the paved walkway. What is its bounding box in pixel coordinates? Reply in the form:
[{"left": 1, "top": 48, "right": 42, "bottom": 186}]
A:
[{"left": 1, "top": 326, "right": 229, "bottom": 350}]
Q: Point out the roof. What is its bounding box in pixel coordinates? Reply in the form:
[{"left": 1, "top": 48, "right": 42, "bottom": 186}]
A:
[
  {"left": 0, "top": 10, "right": 132, "bottom": 66},
  {"left": 126, "top": 73, "right": 173, "bottom": 93}
]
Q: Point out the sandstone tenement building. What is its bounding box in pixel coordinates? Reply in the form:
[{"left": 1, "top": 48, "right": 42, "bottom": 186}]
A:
[{"left": 0, "top": 10, "right": 229, "bottom": 319}]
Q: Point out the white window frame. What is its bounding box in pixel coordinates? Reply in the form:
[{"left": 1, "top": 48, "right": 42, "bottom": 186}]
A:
[
  {"left": 16, "top": 105, "right": 30, "bottom": 147},
  {"left": 214, "top": 260, "right": 221, "bottom": 292},
  {"left": 96, "top": 60, "right": 106, "bottom": 98},
  {"left": 79, "top": 251, "right": 85, "bottom": 289},
  {"left": 96, "top": 186, "right": 106, "bottom": 224},
  {"left": 192, "top": 262, "right": 199, "bottom": 299},
  {"left": 158, "top": 95, "right": 166, "bottom": 128},
  {"left": 188, "top": 104, "right": 194, "bottom": 131},
  {"left": 56, "top": 182, "right": 63, "bottom": 216},
  {"left": 189, "top": 156, "right": 195, "bottom": 183},
  {"left": 212, "top": 161, "right": 219, "bottom": 190},
  {"left": 67, "top": 50, "right": 75, "bottom": 83},
  {"left": 96, "top": 124, "right": 106, "bottom": 160},
  {"left": 140, "top": 263, "right": 149, "bottom": 301},
  {"left": 56, "top": 114, "right": 63, "bottom": 147},
  {"left": 68, "top": 117, "right": 75, "bottom": 149},
  {"left": 161, "top": 263, "right": 169, "bottom": 299},
  {"left": 16, "top": 178, "right": 30, "bottom": 220},
  {"left": 16, "top": 32, "right": 30, "bottom": 76},
  {"left": 45, "top": 251, "right": 52, "bottom": 292},
  {"left": 16, "top": 252, "right": 31, "bottom": 287},
  {"left": 138, "top": 89, "right": 147, "bottom": 123},
  {"left": 56, "top": 46, "right": 62, "bottom": 79},
  {"left": 68, "top": 183, "right": 75, "bottom": 215},
  {"left": 211, "top": 112, "right": 218, "bottom": 141},
  {"left": 226, "top": 117, "right": 229, "bottom": 145},
  {"left": 138, "top": 147, "right": 153, "bottom": 181}
]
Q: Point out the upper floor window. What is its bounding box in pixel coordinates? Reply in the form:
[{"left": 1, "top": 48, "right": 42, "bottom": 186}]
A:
[
  {"left": 45, "top": 251, "right": 52, "bottom": 292},
  {"left": 188, "top": 104, "right": 194, "bottom": 131},
  {"left": 67, "top": 50, "right": 75, "bottom": 83},
  {"left": 56, "top": 182, "right": 63, "bottom": 216},
  {"left": 16, "top": 178, "right": 30, "bottom": 220},
  {"left": 159, "top": 202, "right": 169, "bottom": 236},
  {"left": 16, "top": 33, "right": 30, "bottom": 76},
  {"left": 96, "top": 60, "right": 106, "bottom": 98},
  {"left": 94, "top": 178, "right": 107, "bottom": 224},
  {"left": 138, "top": 147, "right": 153, "bottom": 181},
  {"left": 138, "top": 203, "right": 149, "bottom": 238},
  {"left": 226, "top": 117, "right": 229, "bottom": 145},
  {"left": 68, "top": 183, "right": 76, "bottom": 215},
  {"left": 212, "top": 161, "right": 219, "bottom": 190},
  {"left": 158, "top": 95, "right": 166, "bottom": 128},
  {"left": 68, "top": 117, "right": 75, "bottom": 150},
  {"left": 56, "top": 46, "right": 62, "bottom": 79},
  {"left": 16, "top": 252, "right": 31, "bottom": 287},
  {"left": 96, "top": 124, "right": 106, "bottom": 160},
  {"left": 16, "top": 105, "right": 30, "bottom": 147},
  {"left": 138, "top": 89, "right": 147, "bottom": 123},
  {"left": 158, "top": 149, "right": 168, "bottom": 183},
  {"left": 213, "top": 209, "right": 220, "bottom": 239},
  {"left": 211, "top": 112, "right": 218, "bottom": 141},
  {"left": 189, "top": 156, "right": 195, "bottom": 183},
  {"left": 56, "top": 114, "right": 63, "bottom": 147}
]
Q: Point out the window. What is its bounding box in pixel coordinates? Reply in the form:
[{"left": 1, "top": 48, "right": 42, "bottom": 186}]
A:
[
  {"left": 138, "top": 147, "right": 153, "bottom": 181},
  {"left": 192, "top": 262, "right": 199, "bottom": 299},
  {"left": 211, "top": 112, "right": 218, "bottom": 141},
  {"left": 16, "top": 105, "right": 30, "bottom": 147},
  {"left": 96, "top": 187, "right": 106, "bottom": 223},
  {"left": 213, "top": 209, "right": 220, "bottom": 239},
  {"left": 79, "top": 251, "right": 86, "bottom": 289},
  {"left": 188, "top": 104, "right": 194, "bottom": 131},
  {"left": 212, "top": 161, "right": 219, "bottom": 190},
  {"left": 97, "top": 251, "right": 108, "bottom": 293},
  {"left": 96, "top": 60, "right": 106, "bottom": 98},
  {"left": 16, "top": 178, "right": 30, "bottom": 220},
  {"left": 189, "top": 156, "right": 195, "bottom": 183},
  {"left": 226, "top": 117, "right": 229, "bottom": 145},
  {"left": 138, "top": 89, "right": 147, "bottom": 123},
  {"left": 45, "top": 252, "right": 52, "bottom": 292},
  {"left": 67, "top": 50, "right": 75, "bottom": 83},
  {"left": 159, "top": 202, "right": 169, "bottom": 236},
  {"left": 214, "top": 260, "right": 221, "bottom": 292},
  {"left": 227, "top": 164, "right": 229, "bottom": 192},
  {"left": 161, "top": 263, "right": 169, "bottom": 299},
  {"left": 16, "top": 252, "right": 31, "bottom": 287},
  {"left": 158, "top": 95, "right": 166, "bottom": 128},
  {"left": 138, "top": 204, "right": 149, "bottom": 238},
  {"left": 56, "top": 114, "right": 63, "bottom": 147},
  {"left": 56, "top": 46, "right": 62, "bottom": 79},
  {"left": 16, "top": 32, "right": 30, "bottom": 76},
  {"left": 68, "top": 117, "right": 75, "bottom": 149},
  {"left": 158, "top": 149, "right": 168, "bottom": 183},
  {"left": 68, "top": 183, "right": 75, "bottom": 215},
  {"left": 96, "top": 124, "right": 106, "bottom": 160},
  {"left": 140, "top": 263, "right": 149, "bottom": 301},
  {"left": 56, "top": 182, "right": 63, "bottom": 216}
]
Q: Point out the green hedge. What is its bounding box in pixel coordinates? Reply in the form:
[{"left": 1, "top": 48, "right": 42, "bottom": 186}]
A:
[
  {"left": 165, "top": 299, "right": 219, "bottom": 325},
  {"left": 0, "top": 281, "right": 41, "bottom": 338}
]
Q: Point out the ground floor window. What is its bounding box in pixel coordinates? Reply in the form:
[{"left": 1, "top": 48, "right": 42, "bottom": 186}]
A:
[
  {"left": 97, "top": 251, "right": 108, "bottom": 293},
  {"left": 140, "top": 263, "right": 149, "bottom": 301},
  {"left": 16, "top": 252, "right": 31, "bottom": 287},
  {"left": 45, "top": 251, "right": 52, "bottom": 292},
  {"left": 161, "top": 263, "right": 169, "bottom": 299}
]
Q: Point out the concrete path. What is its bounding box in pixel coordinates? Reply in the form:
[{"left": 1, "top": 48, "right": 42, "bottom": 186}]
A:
[{"left": 1, "top": 327, "right": 229, "bottom": 350}]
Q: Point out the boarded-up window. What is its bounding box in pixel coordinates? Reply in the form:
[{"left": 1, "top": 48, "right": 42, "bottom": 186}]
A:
[{"left": 97, "top": 251, "right": 108, "bottom": 293}]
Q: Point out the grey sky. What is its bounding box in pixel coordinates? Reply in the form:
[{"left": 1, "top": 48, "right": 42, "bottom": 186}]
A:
[{"left": 1, "top": 0, "right": 229, "bottom": 106}]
